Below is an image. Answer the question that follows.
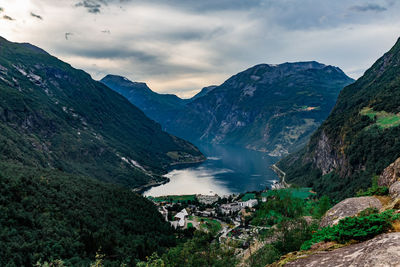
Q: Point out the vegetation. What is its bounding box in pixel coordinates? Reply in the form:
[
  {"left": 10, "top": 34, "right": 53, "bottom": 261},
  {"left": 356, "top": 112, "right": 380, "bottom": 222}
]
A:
[
  {"left": 301, "top": 209, "right": 400, "bottom": 250},
  {"left": 0, "top": 36, "right": 203, "bottom": 188},
  {"left": 247, "top": 192, "right": 321, "bottom": 266},
  {"left": 360, "top": 107, "right": 400, "bottom": 128},
  {"left": 199, "top": 218, "right": 222, "bottom": 234},
  {"left": 148, "top": 195, "right": 197, "bottom": 204},
  {"left": 137, "top": 232, "right": 238, "bottom": 267},
  {"left": 356, "top": 176, "right": 389, "bottom": 197},
  {"left": 0, "top": 163, "right": 176, "bottom": 266},
  {"left": 278, "top": 38, "right": 400, "bottom": 201}
]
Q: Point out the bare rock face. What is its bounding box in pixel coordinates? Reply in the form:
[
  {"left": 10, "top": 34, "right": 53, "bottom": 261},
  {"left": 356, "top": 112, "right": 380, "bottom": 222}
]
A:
[
  {"left": 320, "top": 196, "right": 382, "bottom": 228},
  {"left": 379, "top": 157, "right": 400, "bottom": 187},
  {"left": 389, "top": 181, "right": 400, "bottom": 199},
  {"left": 284, "top": 233, "right": 400, "bottom": 267}
]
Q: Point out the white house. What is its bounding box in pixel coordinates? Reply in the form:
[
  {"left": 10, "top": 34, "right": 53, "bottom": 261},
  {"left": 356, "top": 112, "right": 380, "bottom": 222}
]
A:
[
  {"left": 173, "top": 208, "right": 188, "bottom": 228},
  {"left": 239, "top": 199, "right": 258, "bottom": 208}
]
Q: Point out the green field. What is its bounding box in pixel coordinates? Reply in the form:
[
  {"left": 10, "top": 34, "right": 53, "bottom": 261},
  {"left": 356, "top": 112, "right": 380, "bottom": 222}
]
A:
[
  {"left": 148, "top": 195, "right": 196, "bottom": 203},
  {"left": 262, "top": 188, "right": 316, "bottom": 200},
  {"left": 199, "top": 217, "right": 222, "bottom": 233},
  {"left": 360, "top": 107, "right": 400, "bottom": 128}
]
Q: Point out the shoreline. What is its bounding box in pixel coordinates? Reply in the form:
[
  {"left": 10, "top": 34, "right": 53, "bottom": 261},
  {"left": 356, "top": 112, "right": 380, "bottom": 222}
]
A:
[
  {"left": 132, "top": 177, "right": 170, "bottom": 195},
  {"left": 270, "top": 163, "right": 289, "bottom": 188},
  {"left": 134, "top": 158, "right": 207, "bottom": 195}
]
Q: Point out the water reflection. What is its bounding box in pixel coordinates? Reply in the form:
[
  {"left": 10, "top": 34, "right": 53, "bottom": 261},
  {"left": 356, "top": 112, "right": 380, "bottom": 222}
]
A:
[
  {"left": 144, "top": 167, "right": 232, "bottom": 197},
  {"left": 144, "top": 143, "right": 279, "bottom": 197}
]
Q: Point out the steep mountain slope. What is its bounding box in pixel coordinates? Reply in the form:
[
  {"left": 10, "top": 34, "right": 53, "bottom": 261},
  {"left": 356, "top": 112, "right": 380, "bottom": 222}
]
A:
[
  {"left": 100, "top": 74, "right": 189, "bottom": 126},
  {"left": 0, "top": 37, "right": 204, "bottom": 188},
  {"left": 165, "top": 62, "right": 354, "bottom": 156},
  {"left": 278, "top": 37, "right": 400, "bottom": 200}
]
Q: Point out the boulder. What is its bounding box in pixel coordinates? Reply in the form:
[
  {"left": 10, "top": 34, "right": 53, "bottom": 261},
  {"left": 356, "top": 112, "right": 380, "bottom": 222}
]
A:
[
  {"left": 389, "top": 181, "right": 400, "bottom": 199},
  {"left": 283, "top": 233, "right": 400, "bottom": 267},
  {"left": 379, "top": 157, "right": 400, "bottom": 187},
  {"left": 320, "top": 196, "right": 382, "bottom": 228}
]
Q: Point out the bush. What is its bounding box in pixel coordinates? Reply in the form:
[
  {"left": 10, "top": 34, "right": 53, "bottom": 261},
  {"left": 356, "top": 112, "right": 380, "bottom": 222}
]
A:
[
  {"left": 356, "top": 176, "right": 389, "bottom": 197},
  {"left": 301, "top": 210, "right": 399, "bottom": 250},
  {"left": 247, "top": 244, "right": 280, "bottom": 267}
]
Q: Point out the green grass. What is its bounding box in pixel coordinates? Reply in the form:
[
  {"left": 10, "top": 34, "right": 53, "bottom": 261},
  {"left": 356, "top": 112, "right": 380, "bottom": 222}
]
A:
[
  {"left": 263, "top": 188, "right": 316, "bottom": 200},
  {"left": 199, "top": 218, "right": 222, "bottom": 233},
  {"left": 187, "top": 223, "right": 193, "bottom": 228},
  {"left": 360, "top": 107, "right": 400, "bottom": 128},
  {"left": 149, "top": 195, "right": 196, "bottom": 203},
  {"left": 242, "top": 193, "right": 256, "bottom": 201}
]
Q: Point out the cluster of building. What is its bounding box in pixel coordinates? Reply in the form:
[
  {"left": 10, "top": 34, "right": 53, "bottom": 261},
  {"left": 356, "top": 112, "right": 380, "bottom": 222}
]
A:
[{"left": 220, "top": 199, "right": 258, "bottom": 214}]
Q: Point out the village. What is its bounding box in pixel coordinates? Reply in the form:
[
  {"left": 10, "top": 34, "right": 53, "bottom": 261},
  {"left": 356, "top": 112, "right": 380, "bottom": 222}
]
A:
[{"left": 147, "top": 190, "right": 274, "bottom": 246}]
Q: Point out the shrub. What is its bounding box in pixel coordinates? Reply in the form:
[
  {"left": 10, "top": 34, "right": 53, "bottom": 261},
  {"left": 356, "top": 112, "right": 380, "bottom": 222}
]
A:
[{"left": 301, "top": 210, "right": 399, "bottom": 250}]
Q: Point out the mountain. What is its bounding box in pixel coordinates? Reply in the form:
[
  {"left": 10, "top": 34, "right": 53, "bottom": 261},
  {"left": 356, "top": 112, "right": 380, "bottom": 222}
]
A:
[
  {"left": 165, "top": 62, "right": 354, "bottom": 156},
  {"left": 277, "top": 37, "right": 400, "bottom": 200},
  {"left": 0, "top": 37, "right": 204, "bottom": 188},
  {"left": 100, "top": 74, "right": 190, "bottom": 126},
  {"left": 190, "top": 85, "right": 217, "bottom": 101}
]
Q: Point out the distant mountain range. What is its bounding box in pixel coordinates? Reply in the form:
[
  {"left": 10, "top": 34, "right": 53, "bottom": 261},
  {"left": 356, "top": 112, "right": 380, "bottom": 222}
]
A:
[
  {"left": 278, "top": 37, "right": 400, "bottom": 200},
  {"left": 103, "top": 62, "right": 354, "bottom": 156},
  {"left": 0, "top": 36, "right": 204, "bottom": 188}
]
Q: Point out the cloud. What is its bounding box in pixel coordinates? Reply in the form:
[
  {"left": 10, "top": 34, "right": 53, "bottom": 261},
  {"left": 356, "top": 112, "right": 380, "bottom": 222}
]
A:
[
  {"left": 75, "top": 0, "right": 102, "bottom": 13},
  {"left": 2, "top": 15, "right": 14, "bottom": 21},
  {"left": 30, "top": 12, "right": 43, "bottom": 20},
  {"left": 1, "top": 0, "right": 400, "bottom": 97},
  {"left": 350, "top": 3, "right": 387, "bottom": 12}
]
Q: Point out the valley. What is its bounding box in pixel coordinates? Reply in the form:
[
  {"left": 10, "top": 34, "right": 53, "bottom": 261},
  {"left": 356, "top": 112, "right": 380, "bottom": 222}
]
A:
[{"left": 1, "top": 10, "right": 400, "bottom": 265}]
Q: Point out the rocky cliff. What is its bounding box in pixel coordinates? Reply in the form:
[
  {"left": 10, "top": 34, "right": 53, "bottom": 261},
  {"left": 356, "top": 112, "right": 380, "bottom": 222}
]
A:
[{"left": 278, "top": 37, "right": 400, "bottom": 200}]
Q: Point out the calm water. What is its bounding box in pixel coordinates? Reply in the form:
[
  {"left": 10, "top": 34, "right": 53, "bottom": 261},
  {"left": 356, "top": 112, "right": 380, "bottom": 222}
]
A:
[{"left": 144, "top": 143, "right": 280, "bottom": 197}]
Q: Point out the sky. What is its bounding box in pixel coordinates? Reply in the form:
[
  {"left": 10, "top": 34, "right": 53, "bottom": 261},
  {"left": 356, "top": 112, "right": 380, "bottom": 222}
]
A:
[{"left": 0, "top": 0, "right": 400, "bottom": 98}]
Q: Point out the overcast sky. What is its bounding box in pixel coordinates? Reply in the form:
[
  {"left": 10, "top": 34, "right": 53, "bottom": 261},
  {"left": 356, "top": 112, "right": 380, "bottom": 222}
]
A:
[{"left": 1, "top": 0, "right": 400, "bottom": 97}]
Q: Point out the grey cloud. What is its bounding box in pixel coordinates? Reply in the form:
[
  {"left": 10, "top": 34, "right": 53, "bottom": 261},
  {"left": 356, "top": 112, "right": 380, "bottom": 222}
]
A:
[
  {"left": 74, "top": 0, "right": 263, "bottom": 13},
  {"left": 166, "top": 27, "right": 227, "bottom": 42},
  {"left": 30, "top": 12, "right": 43, "bottom": 20},
  {"left": 350, "top": 3, "right": 387, "bottom": 12},
  {"left": 75, "top": 0, "right": 103, "bottom": 13}
]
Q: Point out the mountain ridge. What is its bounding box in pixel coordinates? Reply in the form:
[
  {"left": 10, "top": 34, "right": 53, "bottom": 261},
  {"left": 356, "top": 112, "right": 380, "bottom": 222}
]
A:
[{"left": 104, "top": 61, "right": 353, "bottom": 156}]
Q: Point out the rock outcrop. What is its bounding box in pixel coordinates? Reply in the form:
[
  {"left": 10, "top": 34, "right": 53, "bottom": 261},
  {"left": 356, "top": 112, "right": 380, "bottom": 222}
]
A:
[
  {"left": 320, "top": 196, "right": 382, "bottom": 228},
  {"left": 379, "top": 157, "right": 400, "bottom": 187},
  {"left": 283, "top": 233, "right": 400, "bottom": 267},
  {"left": 389, "top": 181, "right": 400, "bottom": 199}
]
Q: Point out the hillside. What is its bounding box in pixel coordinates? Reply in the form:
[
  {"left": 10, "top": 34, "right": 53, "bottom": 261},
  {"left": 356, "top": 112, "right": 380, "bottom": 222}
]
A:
[
  {"left": 277, "top": 37, "right": 400, "bottom": 200},
  {"left": 0, "top": 163, "right": 176, "bottom": 266},
  {"left": 165, "top": 62, "right": 354, "bottom": 156},
  {"left": 100, "top": 74, "right": 189, "bottom": 126},
  {"left": 0, "top": 37, "right": 204, "bottom": 188}
]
